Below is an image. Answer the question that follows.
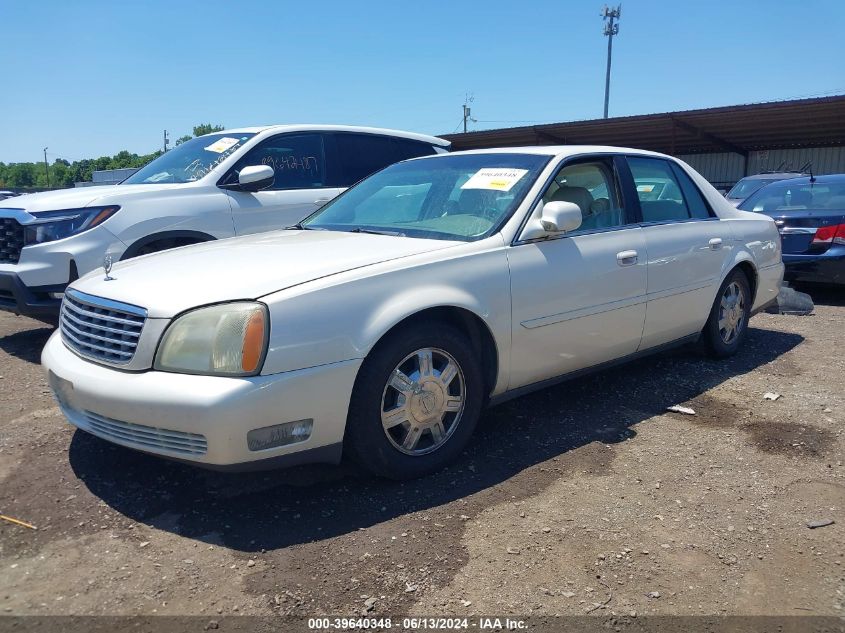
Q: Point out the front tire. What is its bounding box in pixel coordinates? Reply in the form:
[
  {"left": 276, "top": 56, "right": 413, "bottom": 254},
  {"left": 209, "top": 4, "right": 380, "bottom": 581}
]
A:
[
  {"left": 703, "top": 269, "right": 752, "bottom": 358},
  {"left": 345, "top": 322, "right": 484, "bottom": 480}
]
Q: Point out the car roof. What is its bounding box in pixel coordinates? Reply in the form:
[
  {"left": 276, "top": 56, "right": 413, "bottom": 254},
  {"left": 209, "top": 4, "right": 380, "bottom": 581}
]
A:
[
  {"left": 208, "top": 124, "right": 450, "bottom": 147},
  {"left": 741, "top": 172, "right": 808, "bottom": 180},
  {"left": 756, "top": 174, "right": 845, "bottom": 186},
  {"left": 434, "top": 145, "right": 672, "bottom": 159}
]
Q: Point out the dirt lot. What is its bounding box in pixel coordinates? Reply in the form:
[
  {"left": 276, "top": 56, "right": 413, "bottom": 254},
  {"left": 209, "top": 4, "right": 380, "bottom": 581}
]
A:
[{"left": 0, "top": 292, "right": 843, "bottom": 620}]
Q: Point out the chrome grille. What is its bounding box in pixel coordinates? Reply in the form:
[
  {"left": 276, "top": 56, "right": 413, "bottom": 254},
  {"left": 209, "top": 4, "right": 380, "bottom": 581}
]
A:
[
  {"left": 0, "top": 218, "right": 25, "bottom": 264},
  {"left": 60, "top": 289, "right": 147, "bottom": 365},
  {"left": 81, "top": 410, "right": 207, "bottom": 455}
]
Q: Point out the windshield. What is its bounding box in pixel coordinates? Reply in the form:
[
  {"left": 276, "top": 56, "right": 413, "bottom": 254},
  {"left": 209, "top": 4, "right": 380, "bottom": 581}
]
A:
[
  {"left": 727, "top": 177, "right": 777, "bottom": 200},
  {"left": 123, "top": 133, "right": 256, "bottom": 184},
  {"left": 739, "top": 181, "right": 845, "bottom": 212},
  {"left": 301, "top": 153, "right": 550, "bottom": 241}
]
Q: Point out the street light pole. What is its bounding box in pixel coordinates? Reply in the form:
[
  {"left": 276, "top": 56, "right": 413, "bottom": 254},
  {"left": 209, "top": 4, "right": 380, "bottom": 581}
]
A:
[
  {"left": 462, "top": 94, "right": 476, "bottom": 134},
  {"left": 601, "top": 5, "right": 621, "bottom": 119},
  {"left": 43, "top": 147, "right": 50, "bottom": 188}
]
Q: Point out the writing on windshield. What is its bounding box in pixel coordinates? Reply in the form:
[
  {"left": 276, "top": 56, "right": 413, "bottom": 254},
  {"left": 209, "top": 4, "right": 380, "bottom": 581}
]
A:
[{"left": 122, "top": 133, "right": 256, "bottom": 185}]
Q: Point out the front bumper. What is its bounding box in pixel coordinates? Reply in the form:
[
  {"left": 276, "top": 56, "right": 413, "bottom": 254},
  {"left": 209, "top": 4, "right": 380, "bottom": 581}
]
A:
[
  {"left": 782, "top": 246, "right": 845, "bottom": 285},
  {"left": 0, "top": 223, "right": 124, "bottom": 316},
  {"left": 0, "top": 270, "right": 65, "bottom": 318},
  {"left": 41, "top": 332, "right": 362, "bottom": 469}
]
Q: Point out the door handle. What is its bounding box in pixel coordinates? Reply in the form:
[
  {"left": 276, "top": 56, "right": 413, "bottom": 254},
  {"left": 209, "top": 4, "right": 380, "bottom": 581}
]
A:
[
  {"left": 314, "top": 198, "right": 331, "bottom": 206},
  {"left": 616, "top": 250, "right": 638, "bottom": 266},
  {"left": 708, "top": 238, "right": 723, "bottom": 250}
]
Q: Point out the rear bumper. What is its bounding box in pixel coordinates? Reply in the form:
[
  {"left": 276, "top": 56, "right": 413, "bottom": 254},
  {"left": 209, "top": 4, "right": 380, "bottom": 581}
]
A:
[
  {"left": 782, "top": 246, "right": 845, "bottom": 285},
  {"left": 0, "top": 271, "right": 64, "bottom": 317},
  {"left": 752, "top": 261, "right": 784, "bottom": 312}
]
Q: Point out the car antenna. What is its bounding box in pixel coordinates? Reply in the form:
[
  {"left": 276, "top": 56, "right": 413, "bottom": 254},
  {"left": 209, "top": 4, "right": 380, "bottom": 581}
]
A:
[{"left": 808, "top": 164, "right": 816, "bottom": 184}]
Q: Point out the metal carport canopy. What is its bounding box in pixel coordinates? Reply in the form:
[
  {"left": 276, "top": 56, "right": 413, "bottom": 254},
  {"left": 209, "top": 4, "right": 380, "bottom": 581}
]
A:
[{"left": 441, "top": 95, "right": 845, "bottom": 156}]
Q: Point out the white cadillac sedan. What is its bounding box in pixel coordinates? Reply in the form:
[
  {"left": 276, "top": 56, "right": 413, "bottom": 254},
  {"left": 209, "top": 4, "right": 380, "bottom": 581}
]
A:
[{"left": 42, "top": 146, "right": 784, "bottom": 479}]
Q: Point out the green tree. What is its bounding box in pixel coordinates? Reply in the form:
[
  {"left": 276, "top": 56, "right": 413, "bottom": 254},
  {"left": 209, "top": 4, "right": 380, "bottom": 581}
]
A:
[
  {"left": 0, "top": 123, "right": 221, "bottom": 190},
  {"left": 192, "top": 123, "right": 224, "bottom": 137},
  {"left": 50, "top": 161, "right": 73, "bottom": 188},
  {"left": 175, "top": 135, "right": 192, "bottom": 146},
  {"left": 8, "top": 163, "right": 38, "bottom": 188}
]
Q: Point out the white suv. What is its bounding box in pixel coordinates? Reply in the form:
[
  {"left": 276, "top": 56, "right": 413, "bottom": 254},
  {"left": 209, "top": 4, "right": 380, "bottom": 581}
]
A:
[{"left": 0, "top": 125, "right": 449, "bottom": 319}]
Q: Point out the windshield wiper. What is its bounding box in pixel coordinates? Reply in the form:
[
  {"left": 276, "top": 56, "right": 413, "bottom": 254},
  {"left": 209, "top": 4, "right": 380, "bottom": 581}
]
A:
[{"left": 348, "top": 227, "right": 405, "bottom": 237}]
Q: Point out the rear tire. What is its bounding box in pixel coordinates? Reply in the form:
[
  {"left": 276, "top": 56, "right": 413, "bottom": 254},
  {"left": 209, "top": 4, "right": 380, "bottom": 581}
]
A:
[
  {"left": 345, "top": 322, "right": 484, "bottom": 480},
  {"left": 703, "top": 269, "right": 752, "bottom": 358}
]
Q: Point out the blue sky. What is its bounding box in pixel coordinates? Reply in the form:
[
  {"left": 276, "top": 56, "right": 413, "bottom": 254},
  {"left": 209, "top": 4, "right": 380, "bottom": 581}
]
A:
[{"left": 2, "top": 0, "right": 843, "bottom": 163}]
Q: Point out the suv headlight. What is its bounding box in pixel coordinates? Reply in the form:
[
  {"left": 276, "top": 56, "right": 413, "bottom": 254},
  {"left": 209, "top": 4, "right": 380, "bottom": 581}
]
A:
[
  {"left": 154, "top": 302, "right": 269, "bottom": 377},
  {"left": 25, "top": 206, "right": 120, "bottom": 245}
]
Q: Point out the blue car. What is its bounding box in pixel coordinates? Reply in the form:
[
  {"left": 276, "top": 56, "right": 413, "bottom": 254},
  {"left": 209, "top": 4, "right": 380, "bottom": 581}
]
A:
[{"left": 739, "top": 174, "right": 845, "bottom": 286}]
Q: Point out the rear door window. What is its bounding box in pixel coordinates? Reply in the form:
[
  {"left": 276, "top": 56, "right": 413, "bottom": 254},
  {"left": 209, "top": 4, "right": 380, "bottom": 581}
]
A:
[
  {"left": 333, "top": 133, "right": 399, "bottom": 186},
  {"left": 393, "top": 138, "right": 440, "bottom": 161},
  {"left": 670, "top": 163, "right": 713, "bottom": 219},
  {"left": 627, "top": 157, "right": 691, "bottom": 223}
]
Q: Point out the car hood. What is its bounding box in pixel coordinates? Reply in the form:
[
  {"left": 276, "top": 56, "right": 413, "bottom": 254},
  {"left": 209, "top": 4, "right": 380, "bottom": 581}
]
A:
[
  {"left": 0, "top": 184, "right": 183, "bottom": 213},
  {"left": 71, "top": 230, "right": 461, "bottom": 318}
]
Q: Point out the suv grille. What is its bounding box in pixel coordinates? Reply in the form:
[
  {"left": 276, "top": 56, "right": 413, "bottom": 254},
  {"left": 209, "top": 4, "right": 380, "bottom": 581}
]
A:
[
  {"left": 60, "top": 290, "right": 147, "bottom": 365},
  {"left": 0, "top": 218, "right": 25, "bottom": 264}
]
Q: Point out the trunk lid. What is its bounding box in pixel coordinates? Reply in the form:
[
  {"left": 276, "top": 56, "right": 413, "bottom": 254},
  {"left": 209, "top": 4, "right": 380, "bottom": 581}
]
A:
[{"left": 766, "top": 209, "right": 845, "bottom": 254}]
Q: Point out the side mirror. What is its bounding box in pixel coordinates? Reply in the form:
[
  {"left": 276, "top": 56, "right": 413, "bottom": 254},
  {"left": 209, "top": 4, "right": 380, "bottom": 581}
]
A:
[
  {"left": 520, "top": 200, "right": 582, "bottom": 240},
  {"left": 236, "top": 165, "right": 274, "bottom": 192}
]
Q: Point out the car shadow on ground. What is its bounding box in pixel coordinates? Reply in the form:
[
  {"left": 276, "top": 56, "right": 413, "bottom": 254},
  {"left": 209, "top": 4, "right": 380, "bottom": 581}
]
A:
[
  {"left": 68, "top": 325, "right": 803, "bottom": 553},
  {"left": 0, "top": 326, "right": 54, "bottom": 364}
]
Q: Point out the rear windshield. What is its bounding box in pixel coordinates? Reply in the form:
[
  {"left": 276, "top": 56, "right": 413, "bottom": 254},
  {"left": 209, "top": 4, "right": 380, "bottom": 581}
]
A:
[
  {"left": 726, "top": 178, "right": 772, "bottom": 200},
  {"left": 739, "top": 181, "right": 845, "bottom": 212}
]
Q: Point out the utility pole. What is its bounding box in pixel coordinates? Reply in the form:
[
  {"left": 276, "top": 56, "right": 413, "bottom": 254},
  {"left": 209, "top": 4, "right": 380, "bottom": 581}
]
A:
[
  {"left": 163, "top": 129, "right": 169, "bottom": 152},
  {"left": 601, "top": 4, "right": 621, "bottom": 119},
  {"left": 43, "top": 147, "right": 50, "bottom": 188},
  {"left": 462, "top": 94, "right": 476, "bottom": 133}
]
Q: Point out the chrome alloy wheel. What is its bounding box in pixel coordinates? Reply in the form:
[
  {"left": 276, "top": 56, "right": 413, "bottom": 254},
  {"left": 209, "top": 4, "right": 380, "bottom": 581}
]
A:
[
  {"left": 718, "top": 281, "right": 746, "bottom": 344},
  {"left": 380, "top": 347, "right": 466, "bottom": 456}
]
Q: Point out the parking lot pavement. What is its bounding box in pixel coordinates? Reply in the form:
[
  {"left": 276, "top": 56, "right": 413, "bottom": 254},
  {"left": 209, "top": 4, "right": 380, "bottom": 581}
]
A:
[{"left": 0, "top": 295, "right": 843, "bottom": 618}]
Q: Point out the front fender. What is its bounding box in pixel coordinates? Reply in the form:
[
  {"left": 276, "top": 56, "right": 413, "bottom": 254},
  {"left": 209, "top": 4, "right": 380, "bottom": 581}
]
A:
[
  {"left": 104, "top": 187, "right": 236, "bottom": 248},
  {"left": 259, "top": 244, "right": 512, "bottom": 394}
]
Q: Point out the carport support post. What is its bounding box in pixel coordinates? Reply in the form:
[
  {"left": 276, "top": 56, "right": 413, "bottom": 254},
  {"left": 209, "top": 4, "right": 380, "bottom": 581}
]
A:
[{"left": 602, "top": 5, "right": 621, "bottom": 119}]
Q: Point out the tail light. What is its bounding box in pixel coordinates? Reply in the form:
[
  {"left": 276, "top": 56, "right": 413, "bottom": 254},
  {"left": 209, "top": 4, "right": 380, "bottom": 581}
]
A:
[{"left": 811, "top": 223, "right": 845, "bottom": 246}]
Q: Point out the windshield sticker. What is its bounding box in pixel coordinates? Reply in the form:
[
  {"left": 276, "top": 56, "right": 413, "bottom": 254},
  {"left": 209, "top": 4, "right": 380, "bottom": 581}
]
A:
[
  {"left": 204, "top": 137, "right": 241, "bottom": 153},
  {"left": 460, "top": 168, "right": 529, "bottom": 192}
]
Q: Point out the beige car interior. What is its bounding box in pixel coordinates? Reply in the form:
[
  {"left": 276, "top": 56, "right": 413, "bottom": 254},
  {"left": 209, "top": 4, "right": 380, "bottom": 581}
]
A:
[{"left": 543, "top": 163, "right": 624, "bottom": 231}]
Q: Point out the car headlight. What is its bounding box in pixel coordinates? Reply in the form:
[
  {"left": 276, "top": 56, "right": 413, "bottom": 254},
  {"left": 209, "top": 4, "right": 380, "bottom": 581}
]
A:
[
  {"left": 25, "top": 206, "right": 120, "bottom": 244},
  {"left": 154, "top": 302, "right": 269, "bottom": 377}
]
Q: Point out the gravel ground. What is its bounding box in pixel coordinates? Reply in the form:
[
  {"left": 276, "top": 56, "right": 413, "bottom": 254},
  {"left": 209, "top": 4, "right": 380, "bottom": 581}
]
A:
[{"left": 0, "top": 291, "right": 843, "bottom": 619}]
